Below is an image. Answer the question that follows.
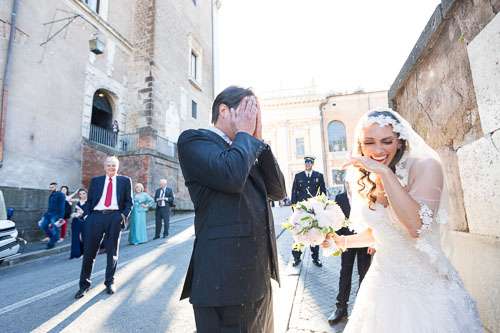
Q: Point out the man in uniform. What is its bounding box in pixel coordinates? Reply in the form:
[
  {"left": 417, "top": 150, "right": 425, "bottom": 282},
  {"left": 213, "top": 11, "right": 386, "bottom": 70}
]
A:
[{"left": 291, "top": 155, "right": 326, "bottom": 267}]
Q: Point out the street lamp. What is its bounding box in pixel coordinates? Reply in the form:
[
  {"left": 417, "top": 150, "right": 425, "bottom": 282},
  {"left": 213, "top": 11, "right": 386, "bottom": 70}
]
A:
[{"left": 89, "top": 36, "right": 105, "bottom": 54}]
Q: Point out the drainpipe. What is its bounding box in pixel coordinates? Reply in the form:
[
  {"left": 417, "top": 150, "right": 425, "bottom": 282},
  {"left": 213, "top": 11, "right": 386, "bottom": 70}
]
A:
[
  {"left": 0, "top": 0, "right": 19, "bottom": 168},
  {"left": 319, "top": 98, "right": 328, "bottom": 189}
]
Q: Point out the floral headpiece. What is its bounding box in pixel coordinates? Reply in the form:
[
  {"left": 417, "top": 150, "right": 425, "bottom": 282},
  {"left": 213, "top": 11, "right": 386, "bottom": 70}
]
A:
[{"left": 362, "top": 115, "right": 409, "bottom": 140}]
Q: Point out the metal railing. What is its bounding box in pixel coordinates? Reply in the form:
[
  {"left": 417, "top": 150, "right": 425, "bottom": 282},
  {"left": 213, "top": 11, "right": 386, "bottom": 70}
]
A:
[
  {"left": 86, "top": 124, "right": 176, "bottom": 158},
  {"left": 118, "top": 133, "right": 139, "bottom": 151},
  {"left": 156, "top": 135, "right": 178, "bottom": 159},
  {"left": 89, "top": 124, "right": 119, "bottom": 148}
]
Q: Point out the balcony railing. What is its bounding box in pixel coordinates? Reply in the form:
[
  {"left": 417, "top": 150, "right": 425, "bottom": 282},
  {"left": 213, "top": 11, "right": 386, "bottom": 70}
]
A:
[
  {"left": 156, "top": 135, "right": 178, "bottom": 159},
  {"left": 85, "top": 124, "right": 177, "bottom": 158}
]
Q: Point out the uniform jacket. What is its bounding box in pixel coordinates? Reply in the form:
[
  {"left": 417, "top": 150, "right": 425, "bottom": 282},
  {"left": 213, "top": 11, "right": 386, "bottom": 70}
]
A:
[
  {"left": 291, "top": 170, "right": 326, "bottom": 204},
  {"left": 178, "top": 129, "right": 287, "bottom": 306}
]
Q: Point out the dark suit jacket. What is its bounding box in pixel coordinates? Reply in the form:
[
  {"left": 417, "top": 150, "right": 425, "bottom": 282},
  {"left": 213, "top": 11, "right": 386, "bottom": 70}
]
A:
[
  {"left": 335, "top": 191, "right": 354, "bottom": 236},
  {"left": 154, "top": 187, "right": 174, "bottom": 208},
  {"left": 291, "top": 170, "right": 326, "bottom": 204},
  {"left": 83, "top": 175, "right": 133, "bottom": 219},
  {"left": 178, "top": 129, "right": 287, "bottom": 307}
]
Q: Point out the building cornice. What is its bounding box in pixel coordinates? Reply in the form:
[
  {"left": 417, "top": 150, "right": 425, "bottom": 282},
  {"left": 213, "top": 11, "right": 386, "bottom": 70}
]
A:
[{"left": 67, "top": 0, "right": 134, "bottom": 53}]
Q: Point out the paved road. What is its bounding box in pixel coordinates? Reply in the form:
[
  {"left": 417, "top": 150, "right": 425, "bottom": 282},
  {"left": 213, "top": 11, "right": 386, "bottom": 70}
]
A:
[{"left": 0, "top": 207, "right": 363, "bottom": 332}]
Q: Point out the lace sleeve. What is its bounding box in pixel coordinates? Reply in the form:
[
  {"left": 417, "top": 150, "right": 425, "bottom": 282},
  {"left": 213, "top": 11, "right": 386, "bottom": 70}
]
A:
[
  {"left": 416, "top": 203, "right": 434, "bottom": 235},
  {"left": 407, "top": 158, "right": 444, "bottom": 231}
]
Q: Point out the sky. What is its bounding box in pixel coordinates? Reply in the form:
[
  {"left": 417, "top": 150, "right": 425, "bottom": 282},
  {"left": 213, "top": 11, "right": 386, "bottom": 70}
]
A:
[{"left": 217, "top": 0, "right": 441, "bottom": 95}]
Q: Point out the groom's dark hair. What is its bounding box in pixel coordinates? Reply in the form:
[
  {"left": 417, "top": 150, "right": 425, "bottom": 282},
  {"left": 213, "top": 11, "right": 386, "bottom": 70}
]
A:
[{"left": 212, "top": 86, "right": 255, "bottom": 124}]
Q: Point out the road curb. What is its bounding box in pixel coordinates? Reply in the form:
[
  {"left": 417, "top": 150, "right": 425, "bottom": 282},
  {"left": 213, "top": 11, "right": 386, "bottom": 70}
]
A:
[{"left": 1, "top": 213, "right": 194, "bottom": 267}]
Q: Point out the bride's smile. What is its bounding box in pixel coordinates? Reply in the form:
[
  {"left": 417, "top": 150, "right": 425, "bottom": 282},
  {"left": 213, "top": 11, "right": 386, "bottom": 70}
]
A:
[{"left": 360, "top": 124, "right": 399, "bottom": 166}]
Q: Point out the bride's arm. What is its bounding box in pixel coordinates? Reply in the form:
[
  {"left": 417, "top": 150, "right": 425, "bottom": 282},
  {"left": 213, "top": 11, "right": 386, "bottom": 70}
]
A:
[
  {"left": 381, "top": 159, "right": 443, "bottom": 238},
  {"left": 342, "top": 156, "right": 443, "bottom": 238},
  {"left": 323, "top": 229, "right": 375, "bottom": 251}
]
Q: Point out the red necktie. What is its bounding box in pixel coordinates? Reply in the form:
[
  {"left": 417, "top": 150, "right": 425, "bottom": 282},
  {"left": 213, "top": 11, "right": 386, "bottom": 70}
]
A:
[{"left": 104, "top": 177, "right": 112, "bottom": 207}]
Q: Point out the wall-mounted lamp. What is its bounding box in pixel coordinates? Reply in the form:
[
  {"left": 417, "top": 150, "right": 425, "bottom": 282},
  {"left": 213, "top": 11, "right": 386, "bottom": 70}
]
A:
[{"left": 89, "top": 36, "right": 105, "bottom": 54}]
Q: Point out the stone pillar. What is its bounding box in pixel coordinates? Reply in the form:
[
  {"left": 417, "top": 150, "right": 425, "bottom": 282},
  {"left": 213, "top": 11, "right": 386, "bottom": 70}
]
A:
[{"left": 138, "top": 127, "right": 158, "bottom": 150}]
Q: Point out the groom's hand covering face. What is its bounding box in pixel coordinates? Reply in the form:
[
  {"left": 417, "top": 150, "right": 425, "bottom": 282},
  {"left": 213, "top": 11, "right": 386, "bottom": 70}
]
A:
[{"left": 230, "top": 96, "right": 257, "bottom": 136}]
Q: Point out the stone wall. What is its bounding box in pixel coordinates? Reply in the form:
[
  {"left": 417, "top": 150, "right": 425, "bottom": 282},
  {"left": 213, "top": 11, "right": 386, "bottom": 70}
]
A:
[
  {"left": 0, "top": 186, "right": 53, "bottom": 241},
  {"left": 82, "top": 138, "right": 193, "bottom": 211},
  {"left": 389, "top": 1, "right": 500, "bottom": 331}
]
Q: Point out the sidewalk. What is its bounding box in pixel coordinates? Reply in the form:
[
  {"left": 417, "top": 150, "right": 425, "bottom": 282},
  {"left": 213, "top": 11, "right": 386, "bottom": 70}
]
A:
[{"left": 1, "top": 213, "right": 194, "bottom": 267}]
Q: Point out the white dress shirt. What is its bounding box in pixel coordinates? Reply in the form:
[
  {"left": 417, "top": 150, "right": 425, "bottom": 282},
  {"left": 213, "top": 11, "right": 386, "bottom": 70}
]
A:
[
  {"left": 208, "top": 126, "right": 231, "bottom": 144},
  {"left": 94, "top": 175, "right": 119, "bottom": 210},
  {"left": 158, "top": 188, "right": 168, "bottom": 207},
  {"left": 306, "top": 171, "right": 312, "bottom": 178}
]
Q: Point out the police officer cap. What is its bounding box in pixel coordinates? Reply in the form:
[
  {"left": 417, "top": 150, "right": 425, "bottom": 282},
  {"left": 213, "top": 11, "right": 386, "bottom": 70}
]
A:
[{"left": 304, "top": 155, "right": 315, "bottom": 162}]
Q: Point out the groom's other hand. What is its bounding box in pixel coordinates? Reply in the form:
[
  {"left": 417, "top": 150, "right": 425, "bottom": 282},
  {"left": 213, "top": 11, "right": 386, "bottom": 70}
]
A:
[
  {"left": 252, "top": 100, "right": 263, "bottom": 141},
  {"left": 230, "top": 96, "right": 257, "bottom": 135}
]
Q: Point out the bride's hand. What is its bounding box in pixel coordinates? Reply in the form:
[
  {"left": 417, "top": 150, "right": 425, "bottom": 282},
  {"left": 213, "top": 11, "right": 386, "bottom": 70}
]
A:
[
  {"left": 321, "top": 234, "right": 332, "bottom": 248},
  {"left": 341, "top": 156, "right": 390, "bottom": 175}
]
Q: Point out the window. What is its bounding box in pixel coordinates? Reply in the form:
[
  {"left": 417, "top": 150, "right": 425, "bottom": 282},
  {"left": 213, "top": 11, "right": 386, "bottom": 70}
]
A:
[
  {"left": 191, "top": 100, "right": 197, "bottom": 119},
  {"left": 83, "top": 0, "right": 100, "bottom": 13},
  {"left": 328, "top": 121, "right": 347, "bottom": 152},
  {"left": 188, "top": 33, "right": 203, "bottom": 89},
  {"left": 295, "top": 138, "right": 304, "bottom": 157},
  {"left": 190, "top": 52, "right": 197, "bottom": 80}
]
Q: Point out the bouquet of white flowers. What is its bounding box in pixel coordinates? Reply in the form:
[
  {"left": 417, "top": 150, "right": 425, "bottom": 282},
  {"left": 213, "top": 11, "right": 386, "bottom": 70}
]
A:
[{"left": 283, "top": 194, "right": 348, "bottom": 257}]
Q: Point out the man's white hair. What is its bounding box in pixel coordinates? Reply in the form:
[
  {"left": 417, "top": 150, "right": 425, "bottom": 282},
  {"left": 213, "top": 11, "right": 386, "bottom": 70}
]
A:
[
  {"left": 159, "top": 179, "right": 167, "bottom": 185},
  {"left": 104, "top": 156, "right": 120, "bottom": 166}
]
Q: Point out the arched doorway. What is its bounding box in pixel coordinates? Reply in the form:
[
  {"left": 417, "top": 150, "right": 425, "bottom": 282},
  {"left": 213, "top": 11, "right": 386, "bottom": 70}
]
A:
[{"left": 91, "top": 90, "right": 113, "bottom": 130}]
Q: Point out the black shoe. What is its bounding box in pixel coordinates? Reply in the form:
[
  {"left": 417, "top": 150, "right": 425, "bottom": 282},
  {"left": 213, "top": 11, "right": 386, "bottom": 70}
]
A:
[
  {"left": 153, "top": 236, "right": 160, "bottom": 240},
  {"left": 312, "top": 259, "right": 323, "bottom": 267},
  {"left": 328, "top": 308, "right": 347, "bottom": 325},
  {"left": 292, "top": 259, "right": 301, "bottom": 267},
  {"left": 75, "top": 288, "right": 89, "bottom": 299},
  {"left": 106, "top": 285, "right": 115, "bottom": 295},
  {"left": 46, "top": 244, "right": 55, "bottom": 249},
  {"left": 163, "top": 233, "right": 168, "bottom": 238}
]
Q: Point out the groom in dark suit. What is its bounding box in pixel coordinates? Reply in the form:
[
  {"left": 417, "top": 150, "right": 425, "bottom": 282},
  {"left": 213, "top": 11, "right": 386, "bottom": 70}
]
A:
[
  {"left": 178, "top": 86, "right": 287, "bottom": 332},
  {"left": 75, "top": 156, "right": 133, "bottom": 298}
]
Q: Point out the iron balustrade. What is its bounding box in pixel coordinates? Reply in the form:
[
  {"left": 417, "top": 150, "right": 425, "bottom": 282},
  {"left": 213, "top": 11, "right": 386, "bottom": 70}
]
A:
[
  {"left": 156, "top": 135, "right": 178, "bottom": 159},
  {"left": 86, "top": 124, "right": 177, "bottom": 158}
]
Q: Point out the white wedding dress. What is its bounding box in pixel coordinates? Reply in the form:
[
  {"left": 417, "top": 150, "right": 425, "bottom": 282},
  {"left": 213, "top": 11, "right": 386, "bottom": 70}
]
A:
[{"left": 343, "top": 200, "right": 483, "bottom": 333}]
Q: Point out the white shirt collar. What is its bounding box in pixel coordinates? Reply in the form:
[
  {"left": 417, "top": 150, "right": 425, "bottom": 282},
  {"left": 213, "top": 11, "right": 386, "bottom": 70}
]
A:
[{"left": 208, "top": 126, "right": 231, "bottom": 144}]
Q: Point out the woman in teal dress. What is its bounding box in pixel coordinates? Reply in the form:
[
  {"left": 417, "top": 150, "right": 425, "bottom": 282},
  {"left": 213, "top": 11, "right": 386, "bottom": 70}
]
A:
[{"left": 129, "top": 183, "right": 154, "bottom": 244}]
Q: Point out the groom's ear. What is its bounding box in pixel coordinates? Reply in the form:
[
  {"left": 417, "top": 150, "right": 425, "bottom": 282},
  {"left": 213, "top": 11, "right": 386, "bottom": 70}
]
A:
[{"left": 219, "top": 104, "right": 228, "bottom": 117}]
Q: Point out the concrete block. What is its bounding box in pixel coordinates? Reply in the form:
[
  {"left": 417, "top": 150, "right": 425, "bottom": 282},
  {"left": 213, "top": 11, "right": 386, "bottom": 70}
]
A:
[
  {"left": 450, "top": 231, "right": 500, "bottom": 333},
  {"left": 468, "top": 12, "right": 500, "bottom": 135},
  {"left": 457, "top": 132, "right": 500, "bottom": 237}
]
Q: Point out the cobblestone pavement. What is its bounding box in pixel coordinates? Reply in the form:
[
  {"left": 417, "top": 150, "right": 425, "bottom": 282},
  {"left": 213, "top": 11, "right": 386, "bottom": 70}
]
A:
[{"left": 273, "top": 207, "right": 364, "bottom": 333}]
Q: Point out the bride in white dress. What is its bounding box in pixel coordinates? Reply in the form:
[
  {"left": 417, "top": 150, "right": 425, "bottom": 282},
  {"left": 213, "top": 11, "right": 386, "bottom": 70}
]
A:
[{"left": 324, "top": 108, "right": 482, "bottom": 332}]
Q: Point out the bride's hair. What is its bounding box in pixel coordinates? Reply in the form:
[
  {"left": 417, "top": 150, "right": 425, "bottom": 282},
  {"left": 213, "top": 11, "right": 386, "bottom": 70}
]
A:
[{"left": 357, "top": 110, "right": 407, "bottom": 209}]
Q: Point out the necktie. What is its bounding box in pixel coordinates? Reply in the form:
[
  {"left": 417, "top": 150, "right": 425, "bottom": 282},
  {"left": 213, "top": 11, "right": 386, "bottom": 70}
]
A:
[
  {"left": 104, "top": 177, "right": 112, "bottom": 207},
  {"left": 160, "top": 189, "right": 164, "bottom": 206}
]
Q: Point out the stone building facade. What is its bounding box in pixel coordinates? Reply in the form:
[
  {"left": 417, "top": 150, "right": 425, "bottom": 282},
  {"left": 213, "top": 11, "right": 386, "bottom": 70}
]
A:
[
  {"left": 260, "top": 87, "right": 387, "bottom": 197},
  {"left": 388, "top": 0, "right": 499, "bottom": 331},
  {"left": 0, "top": 0, "right": 219, "bottom": 240}
]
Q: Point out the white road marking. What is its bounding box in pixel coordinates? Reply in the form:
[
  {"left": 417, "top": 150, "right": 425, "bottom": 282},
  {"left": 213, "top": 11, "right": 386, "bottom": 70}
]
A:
[{"left": 0, "top": 227, "right": 195, "bottom": 316}]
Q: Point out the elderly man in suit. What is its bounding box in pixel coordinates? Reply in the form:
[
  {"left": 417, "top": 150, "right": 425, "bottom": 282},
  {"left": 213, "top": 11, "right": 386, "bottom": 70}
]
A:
[
  {"left": 75, "top": 156, "right": 133, "bottom": 299},
  {"left": 178, "top": 86, "right": 287, "bottom": 332},
  {"left": 291, "top": 155, "right": 327, "bottom": 267},
  {"left": 153, "top": 179, "right": 174, "bottom": 239}
]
